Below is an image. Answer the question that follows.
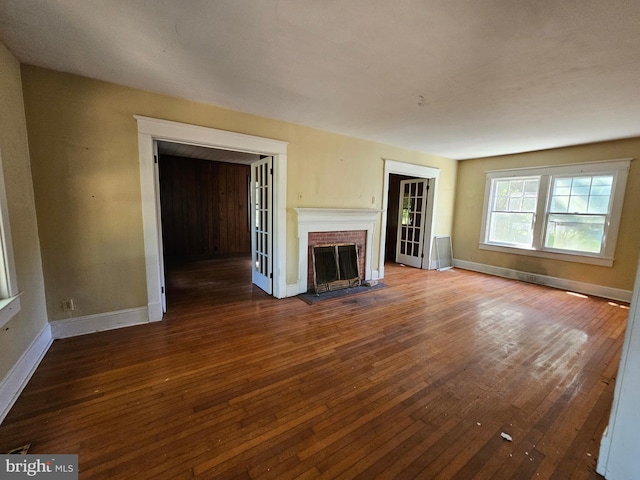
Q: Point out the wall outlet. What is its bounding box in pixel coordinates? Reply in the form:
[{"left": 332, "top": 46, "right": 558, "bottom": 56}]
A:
[{"left": 62, "top": 299, "right": 74, "bottom": 312}]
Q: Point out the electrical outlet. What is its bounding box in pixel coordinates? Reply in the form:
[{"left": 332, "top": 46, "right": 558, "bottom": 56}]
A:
[{"left": 62, "top": 299, "right": 74, "bottom": 312}]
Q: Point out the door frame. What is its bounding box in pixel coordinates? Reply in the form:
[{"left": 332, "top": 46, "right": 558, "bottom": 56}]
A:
[
  {"left": 135, "top": 116, "right": 288, "bottom": 321},
  {"left": 380, "top": 159, "right": 440, "bottom": 278}
]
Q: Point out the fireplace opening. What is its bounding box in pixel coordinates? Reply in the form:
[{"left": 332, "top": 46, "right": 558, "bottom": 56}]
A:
[{"left": 312, "top": 243, "right": 361, "bottom": 294}]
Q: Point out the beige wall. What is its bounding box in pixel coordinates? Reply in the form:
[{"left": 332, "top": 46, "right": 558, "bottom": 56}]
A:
[
  {"left": 0, "top": 44, "right": 48, "bottom": 379},
  {"left": 453, "top": 139, "right": 640, "bottom": 291},
  {"left": 21, "top": 65, "right": 457, "bottom": 320}
]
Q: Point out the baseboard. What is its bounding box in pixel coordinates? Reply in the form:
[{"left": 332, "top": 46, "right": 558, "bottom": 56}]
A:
[
  {"left": 50, "top": 307, "right": 150, "bottom": 339},
  {"left": 286, "top": 283, "right": 300, "bottom": 298},
  {"left": 0, "top": 324, "right": 53, "bottom": 424},
  {"left": 453, "top": 259, "right": 632, "bottom": 303},
  {"left": 597, "top": 425, "right": 610, "bottom": 476}
]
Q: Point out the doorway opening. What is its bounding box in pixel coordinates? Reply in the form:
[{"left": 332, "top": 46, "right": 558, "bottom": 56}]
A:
[
  {"left": 135, "top": 116, "right": 288, "bottom": 322},
  {"left": 157, "top": 142, "right": 258, "bottom": 309},
  {"left": 379, "top": 160, "right": 440, "bottom": 277}
]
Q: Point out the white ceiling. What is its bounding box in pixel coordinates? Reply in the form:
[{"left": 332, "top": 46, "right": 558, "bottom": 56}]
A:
[{"left": 1, "top": 0, "right": 639, "bottom": 160}]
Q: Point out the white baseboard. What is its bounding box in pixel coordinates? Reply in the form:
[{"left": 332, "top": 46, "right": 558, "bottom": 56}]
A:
[
  {"left": 147, "top": 301, "right": 163, "bottom": 322},
  {"left": 0, "top": 324, "right": 53, "bottom": 424},
  {"left": 50, "top": 307, "right": 150, "bottom": 339},
  {"left": 286, "top": 283, "right": 300, "bottom": 298},
  {"left": 453, "top": 259, "right": 632, "bottom": 303},
  {"left": 597, "top": 425, "right": 610, "bottom": 476}
]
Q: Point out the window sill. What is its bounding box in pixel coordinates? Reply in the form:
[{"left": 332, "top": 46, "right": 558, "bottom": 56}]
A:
[
  {"left": 478, "top": 243, "right": 614, "bottom": 267},
  {"left": 0, "top": 292, "right": 22, "bottom": 329}
]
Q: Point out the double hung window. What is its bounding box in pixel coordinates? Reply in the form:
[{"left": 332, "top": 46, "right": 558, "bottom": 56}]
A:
[
  {"left": 0, "top": 149, "right": 21, "bottom": 328},
  {"left": 480, "top": 159, "right": 631, "bottom": 266}
]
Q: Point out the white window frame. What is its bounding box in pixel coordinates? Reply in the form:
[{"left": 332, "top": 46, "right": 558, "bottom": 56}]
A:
[
  {"left": 0, "top": 149, "right": 21, "bottom": 329},
  {"left": 479, "top": 158, "right": 632, "bottom": 267}
]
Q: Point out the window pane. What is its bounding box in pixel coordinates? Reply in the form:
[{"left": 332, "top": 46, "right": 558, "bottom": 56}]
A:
[
  {"left": 590, "top": 185, "right": 612, "bottom": 196},
  {"left": 524, "top": 180, "right": 538, "bottom": 194},
  {"left": 545, "top": 214, "right": 605, "bottom": 253},
  {"left": 522, "top": 197, "right": 537, "bottom": 211},
  {"left": 568, "top": 195, "right": 588, "bottom": 213},
  {"left": 496, "top": 181, "right": 509, "bottom": 196},
  {"left": 554, "top": 178, "right": 572, "bottom": 194},
  {"left": 588, "top": 195, "right": 610, "bottom": 214},
  {"left": 573, "top": 177, "right": 592, "bottom": 188},
  {"left": 494, "top": 196, "right": 508, "bottom": 211},
  {"left": 489, "top": 212, "right": 534, "bottom": 246},
  {"left": 509, "top": 181, "right": 524, "bottom": 195},
  {"left": 550, "top": 196, "right": 569, "bottom": 213},
  {"left": 508, "top": 197, "right": 522, "bottom": 211},
  {"left": 592, "top": 175, "right": 613, "bottom": 186}
]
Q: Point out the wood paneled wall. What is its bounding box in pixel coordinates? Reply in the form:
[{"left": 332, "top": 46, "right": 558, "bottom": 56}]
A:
[{"left": 159, "top": 155, "right": 251, "bottom": 260}]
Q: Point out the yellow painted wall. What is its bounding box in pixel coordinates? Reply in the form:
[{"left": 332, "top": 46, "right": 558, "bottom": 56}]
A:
[
  {"left": 21, "top": 66, "right": 457, "bottom": 320},
  {"left": 0, "top": 44, "right": 48, "bottom": 379},
  {"left": 453, "top": 139, "right": 640, "bottom": 291}
]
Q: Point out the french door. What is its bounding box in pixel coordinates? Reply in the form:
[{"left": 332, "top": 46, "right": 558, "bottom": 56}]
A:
[
  {"left": 395, "top": 178, "right": 429, "bottom": 268},
  {"left": 251, "top": 156, "right": 273, "bottom": 294}
]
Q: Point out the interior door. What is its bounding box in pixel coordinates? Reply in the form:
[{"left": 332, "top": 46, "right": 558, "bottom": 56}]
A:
[
  {"left": 251, "top": 156, "right": 273, "bottom": 294},
  {"left": 395, "top": 178, "right": 428, "bottom": 268}
]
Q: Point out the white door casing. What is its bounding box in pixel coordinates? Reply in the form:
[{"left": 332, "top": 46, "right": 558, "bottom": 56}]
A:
[{"left": 135, "top": 116, "right": 288, "bottom": 321}]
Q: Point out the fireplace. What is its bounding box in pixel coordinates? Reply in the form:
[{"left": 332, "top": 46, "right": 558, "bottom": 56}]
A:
[
  {"left": 312, "top": 243, "right": 361, "bottom": 293},
  {"left": 307, "top": 230, "right": 366, "bottom": 292},
  {"left": 295, "top": 208, "right": 380, "bottom": 295}
]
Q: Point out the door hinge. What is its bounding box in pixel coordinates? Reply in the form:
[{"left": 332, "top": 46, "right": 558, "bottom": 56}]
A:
[
  {"left": 154, "top": 155, "right": 158, "bottom": 164},
  {"left": 270, "top": 168, "right": 273, "bottom": 175},
  {"left": 161, "top": 286, "right": 165, "bottom": 293},
  {"left": 270, "top": 273, "right": 273, "bottom": 279}
]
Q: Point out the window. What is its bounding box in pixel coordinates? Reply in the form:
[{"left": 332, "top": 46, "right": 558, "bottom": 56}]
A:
[
  {"left": 0, "top": 149, "right": 21, "bottom": 329},
  {"left": 480, "top": 159, "right": 631, "bottom": 266},
  {"left": 487, "top": 177, "right": 539, "bottom": 247}
]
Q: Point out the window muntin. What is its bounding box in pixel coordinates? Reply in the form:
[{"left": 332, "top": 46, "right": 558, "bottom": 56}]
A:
[{"left": 480, "top": 159, "right": 631, "bottom": 266}]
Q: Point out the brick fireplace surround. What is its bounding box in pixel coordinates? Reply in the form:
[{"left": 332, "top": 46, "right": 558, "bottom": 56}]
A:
[
  {"left": 294, "top": 208, "right": 380, "bottom": 295},
  {"left": 306, "top": 230, "right": 366, "bottom": 292}
]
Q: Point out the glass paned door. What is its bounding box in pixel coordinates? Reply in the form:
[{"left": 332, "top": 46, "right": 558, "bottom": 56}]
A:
[
  {"left": 251, "top": 156, "right": 273, "bottom": 294},
  {"left": 395, "top": 179, "right": 428, "bottom": 268}
]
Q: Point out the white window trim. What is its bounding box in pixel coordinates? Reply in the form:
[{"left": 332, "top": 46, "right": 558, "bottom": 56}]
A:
[
  {"left": 479, "top": 158, "right": 632, "bottom": 267},
  {"left": 0, "top": 149, "right": 21, "bottom": 328}
]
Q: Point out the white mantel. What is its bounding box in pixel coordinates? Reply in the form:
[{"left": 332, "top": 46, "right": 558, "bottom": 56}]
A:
[{"left": 295, "top": 208, "right": 381, "bottom": 294}]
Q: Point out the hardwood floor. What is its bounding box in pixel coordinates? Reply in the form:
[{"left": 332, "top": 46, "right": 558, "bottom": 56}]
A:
[{"left": 0, "top": 258, "right": 628, "bottom": 479}]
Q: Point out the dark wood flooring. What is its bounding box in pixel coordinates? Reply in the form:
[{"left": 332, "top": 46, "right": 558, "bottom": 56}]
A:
[{"left": 0, "top": 258, "right": 628, "bottom": 479}]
